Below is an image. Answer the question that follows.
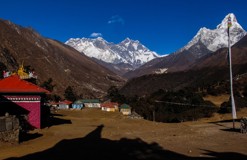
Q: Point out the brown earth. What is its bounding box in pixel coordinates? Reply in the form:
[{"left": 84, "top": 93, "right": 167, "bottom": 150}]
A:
[{"left": 0, "top": 107, "right": 247, "bottom": 160}]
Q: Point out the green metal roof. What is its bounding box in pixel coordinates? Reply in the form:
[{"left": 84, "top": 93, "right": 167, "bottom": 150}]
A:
[
  {"left": 77, "top": 99, "right": 100, "bottom": 103},
  {"left": 120, "top": 104, "right": 130, "bottom": 109}
]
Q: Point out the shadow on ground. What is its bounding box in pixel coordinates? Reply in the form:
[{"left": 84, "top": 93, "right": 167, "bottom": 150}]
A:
[
  {"left": 19, "top": 114, "right": 71, "bottom": 143},
  {"left": 42, "top": 114, "right": 72, "bottom": 128},
  {"left": 47, "top": 116, "right": 72, "bottom": 127},
  {"left": 6, "top": 125, "right": 247, "bottom": 160},
  {"left": 209, "top": 119, "right": 241, "bottom": 133},
  {"left": 19, "top": 132, "right": 43, "bottom": 142}
]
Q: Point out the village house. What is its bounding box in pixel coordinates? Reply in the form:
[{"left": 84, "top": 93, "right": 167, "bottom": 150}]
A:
[
  {"left": 82, "top": 99, "right": 101, "bottom": 108},
  {"left": 57, "top": 100, "right": 72, "bottom": 109},
  {"left": 120, "top": 104, "right": 131, "bottom": 115},
  {"left": 101, "top": 102, "right": 119, "bottom": 112},
  {"left": 0, "top": 75, "right": 50, "bottom": 129},
  {"left": 72, "top": 99, "right": 84, "bottom": 110}
]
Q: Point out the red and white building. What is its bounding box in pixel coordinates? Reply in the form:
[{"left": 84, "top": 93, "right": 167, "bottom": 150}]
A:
[{"left": 0, "top": 75, "right": 50, "bottom": 129}]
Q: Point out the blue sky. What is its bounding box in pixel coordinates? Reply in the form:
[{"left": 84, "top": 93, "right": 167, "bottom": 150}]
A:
[{"left": 0, "top": 0, "right": 246, "bottom": 55}]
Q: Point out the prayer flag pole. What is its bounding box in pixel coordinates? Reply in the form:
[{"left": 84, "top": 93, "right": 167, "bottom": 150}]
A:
[{"left": 227, "top": 15, "right": 237, "bottom": 129}]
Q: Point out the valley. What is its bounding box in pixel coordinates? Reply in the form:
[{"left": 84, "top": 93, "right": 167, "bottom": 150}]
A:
[{"left": 0, "top": 2, "right": 247, "bottom": 160}]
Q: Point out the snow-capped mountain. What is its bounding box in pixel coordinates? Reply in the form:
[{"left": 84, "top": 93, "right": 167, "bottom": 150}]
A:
[
  {"left": 178, "top": 13, "right": 246, "bottom": 57},
  {"left": 65, "top": 37, "right": 159, "bottom": 68},
  {"left": 124, "top": 13, "right": 247, "bottom": 79}
]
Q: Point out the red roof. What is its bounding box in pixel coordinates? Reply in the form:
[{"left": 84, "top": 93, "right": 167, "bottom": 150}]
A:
[
  {"left": 0, "top": 75, "right": 50, "bottom": 94},
  {"left": 59, "top": 100, "right": 73, "bottom": 105},
  {"left": 101, "top": 102, "right": 118, "bottom": 108}
]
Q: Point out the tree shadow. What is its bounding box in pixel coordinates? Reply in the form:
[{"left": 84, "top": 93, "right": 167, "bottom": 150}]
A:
[{"left": 5, "top": 125, "right": 247, "bottom": 160}]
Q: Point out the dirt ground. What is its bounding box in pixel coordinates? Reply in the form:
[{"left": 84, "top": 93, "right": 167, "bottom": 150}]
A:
[{"left": 0, "top": 107, "right": 247, "bottom": 160}]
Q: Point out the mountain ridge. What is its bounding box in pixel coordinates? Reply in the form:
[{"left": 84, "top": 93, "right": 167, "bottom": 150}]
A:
[
  {"left": 120, "top": 35, "right": 247, "bottom": 97},
  {"left": 65, "top": 37, "right": 159, "bottom": 74}
]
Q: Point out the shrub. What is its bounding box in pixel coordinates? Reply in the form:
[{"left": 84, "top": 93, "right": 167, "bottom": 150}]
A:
[{"left": 219, "top": 96, "right": 247, "bottom": 114}]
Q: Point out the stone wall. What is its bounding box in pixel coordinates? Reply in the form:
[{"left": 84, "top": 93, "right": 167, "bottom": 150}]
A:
[
  {"left": 0, "top": 114, "right": 20, "bottom": 143},
  {"left": 240, "top": 117, "right": 247, "bottom": 134}
]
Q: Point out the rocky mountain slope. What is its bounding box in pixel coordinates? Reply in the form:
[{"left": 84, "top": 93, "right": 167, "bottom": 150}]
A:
[
  {"left": 120, "top": 35, "right": 247, "bottom": 97},
  {"left": 0, "top": 19, "right": 125, "bottom": 99}
]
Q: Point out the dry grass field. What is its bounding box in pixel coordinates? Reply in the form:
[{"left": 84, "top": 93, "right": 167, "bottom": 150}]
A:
[
  {"left": 0, "top": 98, "right": 247, "bottom": 160},
  {"left": 203, "top": 94, "right": 230, "bottom": 107}
]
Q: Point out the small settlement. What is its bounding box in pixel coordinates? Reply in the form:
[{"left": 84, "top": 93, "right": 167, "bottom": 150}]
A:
[
  {"left": 50, "top": 99, "right": 132, "bottom": 116},
  {"left": 0, "top": 66, "right": 138, "bottom": 143}
]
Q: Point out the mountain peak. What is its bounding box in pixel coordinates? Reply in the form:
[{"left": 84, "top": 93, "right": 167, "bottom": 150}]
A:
[
  {"left": 124, "top": 37, "right": 131, "bottom": 41},
  {"left": 178, "top": 13, "right": 246, "bottom": 54},
  {"left": 121, "top": 37, "right": 139, "bottom": 44},
  {"left": 217, "top": 13, "right": 243, "bottom": 30},
  {"left": 95, "top": 36, "right": 104, "bottom": 41}
]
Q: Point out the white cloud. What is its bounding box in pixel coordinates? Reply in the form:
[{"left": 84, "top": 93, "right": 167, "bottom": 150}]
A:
[
  {"left": 108, "top": 15, "right": 125, "bottom": 25},
  {"left": 90, "top": 32, "right": 102, "bottom": 38}
]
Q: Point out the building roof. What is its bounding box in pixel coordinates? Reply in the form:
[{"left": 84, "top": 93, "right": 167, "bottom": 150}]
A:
[
  {"left": 58, "top": 100, "right": 73, "bottom": 105},
  {"left": 73, "top": 99, "right": 84, "bottom": 104},
  {"left": 101, "top": 102, "right": 118, "bottom": 108},
  {"left": 120, "top": 104, "right": 131, "bottom": 109},
  {"left": 81, "top": 99, "right": 100, "bottom": 103},
  {"left": 0, "top": 75, "right": 50, "bottom": 94}
]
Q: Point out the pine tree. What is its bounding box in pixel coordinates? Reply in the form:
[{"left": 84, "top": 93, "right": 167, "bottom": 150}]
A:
[{"left": 64, "top": 86, "right": 76, "bottom": 102}]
